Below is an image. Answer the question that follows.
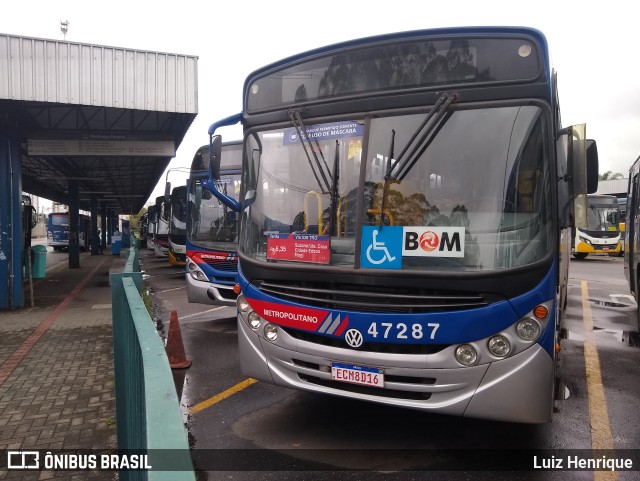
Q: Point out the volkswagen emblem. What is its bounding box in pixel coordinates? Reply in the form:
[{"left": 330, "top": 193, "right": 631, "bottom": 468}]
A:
[{"left": 345, "top": 329, "right": 364, "bottom": 348}]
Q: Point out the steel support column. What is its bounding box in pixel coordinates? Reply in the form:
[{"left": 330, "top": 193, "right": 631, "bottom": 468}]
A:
[
  {"left": 101, "top": 201, "right": 107, "bottom": 251},
  {"left": 68, "top": 179, "right": 80, "bottom": 268},
  {"left": 0, "top": 131, "right": 24, "bottom": 309},
  {"left": 91, "top": 195, "right": 99, "bottom": 255}
]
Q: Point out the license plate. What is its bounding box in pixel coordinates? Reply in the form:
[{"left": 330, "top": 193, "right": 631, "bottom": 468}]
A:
[{"left": 331, "top": 362, "right": 384, "bottom": 388}]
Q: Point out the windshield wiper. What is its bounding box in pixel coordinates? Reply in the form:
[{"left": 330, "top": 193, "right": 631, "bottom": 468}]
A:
[
  {"left": 288, "top": 109, "right": 333, "bottom": 194},
  {"left": 329, "top": 140, "right": 340, "bottom": 236},
  {"left": 379, "top": 129, "right": 395, "bottom": 230},
  {"left": 377, "top": 93, "right": 456, "bottom": 230},
  {"left": 387, "top": 92, "right": 457, "bottom": 182}
]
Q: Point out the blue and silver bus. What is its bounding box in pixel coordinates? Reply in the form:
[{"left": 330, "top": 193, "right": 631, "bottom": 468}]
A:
[
  {"left": 205, "top": 27, "right": 598, "bottom": 423},
  {"left": 186, "top": 143, "right": 242, "bottom": 306}
]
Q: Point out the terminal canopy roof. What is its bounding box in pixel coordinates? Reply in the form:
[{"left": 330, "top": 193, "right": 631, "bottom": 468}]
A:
[{"left": 1, "top": 33, "right": 198, "bottom": 215}]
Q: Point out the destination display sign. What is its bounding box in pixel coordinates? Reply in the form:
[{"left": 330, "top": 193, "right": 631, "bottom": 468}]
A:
[{"left": 266, "top": 233, "right": 330, "bottom": 264}]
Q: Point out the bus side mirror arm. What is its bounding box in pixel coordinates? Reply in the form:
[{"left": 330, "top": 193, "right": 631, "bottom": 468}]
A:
[{"left": 203, "top": 179, "right": 241, "bottom": 212}]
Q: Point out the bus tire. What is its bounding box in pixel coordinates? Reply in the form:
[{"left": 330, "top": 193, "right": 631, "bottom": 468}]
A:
[{"left": 572, "top": 253, "right": 588, "bottom": 260}]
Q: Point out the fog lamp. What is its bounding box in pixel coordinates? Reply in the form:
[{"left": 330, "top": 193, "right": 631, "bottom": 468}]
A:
[{"left": 455, "top": 344, "right": 478, "bottom": 366}]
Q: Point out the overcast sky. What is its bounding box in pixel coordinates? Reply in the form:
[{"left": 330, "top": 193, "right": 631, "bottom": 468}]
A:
[{"left": 3, "top": 1, "right": 639, "bottom": 208}]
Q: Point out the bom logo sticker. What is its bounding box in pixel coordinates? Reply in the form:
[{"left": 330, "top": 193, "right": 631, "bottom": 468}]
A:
[
  {"left": 419, "top": 231, "right": 439, "bottom": 252},
  {"left": 403, "top": 227, "right": 465, "bottom": 258}
]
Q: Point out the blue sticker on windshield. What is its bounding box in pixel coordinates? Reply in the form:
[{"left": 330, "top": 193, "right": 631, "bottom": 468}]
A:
[
  {"left": 360, "top": 226, "right": 403, "bottom": 269},
  {"left": 283, "top": 121, "right": 363, "bottom": 145}
]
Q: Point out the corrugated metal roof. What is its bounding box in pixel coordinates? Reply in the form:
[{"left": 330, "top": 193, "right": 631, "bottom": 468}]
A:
[
  {"left": 595, "top": 178, "right": 628, "bottom": 196},
  {"left": 0, "top": 33, "right": 197, "bottom": 114},
  {"left": 0, "top": 33, "right": 198, "bottom": 215}
]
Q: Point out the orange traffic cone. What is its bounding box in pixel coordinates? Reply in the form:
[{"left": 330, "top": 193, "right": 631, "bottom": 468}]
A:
[{"left": 166, "top": 310, "right": 192, "bottom": 369}]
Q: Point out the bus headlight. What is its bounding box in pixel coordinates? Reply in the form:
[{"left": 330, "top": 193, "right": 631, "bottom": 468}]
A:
[
  {"left": 248, "top": 311, "right": 261, "bottom": 330},
  {"left": 488, "top": 335, "right": 511, "bottom": 357},
  {"left": 187, "top": 261, "right": 206, "bottom": 281},
  {"left": 237, "top": 294, "right": 249, "bottom": 313},
  {"left": 455, "top": 344, "right": 478, "bottom": 366},
  {"left": 264, "top": 323, "right": 278, "bottom": 341},
  {"left": 578, "top": 236, "right": 591, "bottom": 246},
  {"left": 516, "top": 318, "right": 541, "bottom": 341}
]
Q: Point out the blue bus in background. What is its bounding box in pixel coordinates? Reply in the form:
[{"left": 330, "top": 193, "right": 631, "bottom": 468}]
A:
[
  {"left": 47, "top": 212, "right": 69, "bottom": 251},
  {"left": 185, "top": 143, "right": 242, "bottom": 306},
  {"left": 205, "top": 27, "right": 598, "bottom": 423},
  {"left": 47, "top": 212, "right": 91, "bottom": 251}
]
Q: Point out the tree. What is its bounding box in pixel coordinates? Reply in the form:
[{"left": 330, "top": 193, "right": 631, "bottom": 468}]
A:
[
  {"left": 128, "top": 207, "right": 147, "bottom": 232},
  {"left": 599, "top": 171, "right": 624, "bottom": 181}
]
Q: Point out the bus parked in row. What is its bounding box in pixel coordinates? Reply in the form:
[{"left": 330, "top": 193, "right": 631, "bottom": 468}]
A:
[
  {"left": 168, "top": 185, "right": 188, "bottom": 267},
  {"left": 185, "top": 142, "right": 242, "bottom": 306},
  {"left": 146, "top": 205, "right": 157, "bottom": 250},
  {"left": 617, "top": 196, "right": 627, "bottom": 256},
  {"left": 205, "top": 27, "right": 598, "bottom": 423},
  {"left": 154, "top": 195, "right": 169, "bottom": 257},
  {"left": 624, "top": 158, "right": 640, "bottom": 331},
  {"left": 571, "top": 194, "right": 621, "bottom": 259}
]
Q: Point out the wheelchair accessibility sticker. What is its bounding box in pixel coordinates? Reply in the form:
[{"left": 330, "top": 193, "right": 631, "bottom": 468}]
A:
[
  {"left": 361, "top": 226, "right": 465, "bottom": 269},
  {"left": 361, "top": 226, "right": 403, "bottom": 269}
]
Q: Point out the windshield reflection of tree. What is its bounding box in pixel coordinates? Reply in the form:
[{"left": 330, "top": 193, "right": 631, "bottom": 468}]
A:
[{"left": 318, "top": 40, "right": 491, "bottom": 97}]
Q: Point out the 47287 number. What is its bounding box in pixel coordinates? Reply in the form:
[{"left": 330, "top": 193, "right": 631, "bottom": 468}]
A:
[{"left": 367, "top": 322, "right": 440, "bottom": 340}]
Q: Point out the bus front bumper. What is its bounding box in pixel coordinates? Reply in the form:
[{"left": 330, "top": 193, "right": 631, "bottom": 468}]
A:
[
  {"left": 576, "top": 240, "right": 620, "bottom": 254},
  {"left": 237, "top": 317, "right": 555, "bottom": 424},
  {"left": 185, "top": 273, "right": 237, "bottom": 306}
]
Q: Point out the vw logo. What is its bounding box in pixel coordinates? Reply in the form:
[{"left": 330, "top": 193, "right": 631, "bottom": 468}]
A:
[{"left": 345, "top": 329, "right": 364, "bottom": 348}]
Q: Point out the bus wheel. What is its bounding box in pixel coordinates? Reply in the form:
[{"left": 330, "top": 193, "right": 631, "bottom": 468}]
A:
[{"left": 572, "top": 253, "right": 588, "bottom": 260}]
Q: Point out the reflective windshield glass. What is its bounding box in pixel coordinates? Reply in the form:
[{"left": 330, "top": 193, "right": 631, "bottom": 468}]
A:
[
  {"left": 188, "top": 174, "right": 241, "bottom": 249},
  {"left": 170, "top": 190, "right": 187, "bottom": 236},
  {"left": 240, "top": 121, "right": 363, "bottom": 266},
  {"left": 585, "top": 200, "right": 619, "bottom": 232},
  {"left": 239, "top": 106, "right": 552, "bottom": 271},
  {"left": 365, "top": 106, "right": 552, "bottom": 270}
]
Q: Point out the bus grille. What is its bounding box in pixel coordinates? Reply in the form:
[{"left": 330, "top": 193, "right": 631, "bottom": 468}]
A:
[
  {"left": 204, "top": 257, "right": 238, "bottom": 272},
  {"left": 298, "top": 373, "right": 433, "bottom": 401},
  {"left": 285, "top": 329, "right": 449, "bottom": 354},
  {"left": 255, "top": 280, "right": 492, "bottom": 313}
]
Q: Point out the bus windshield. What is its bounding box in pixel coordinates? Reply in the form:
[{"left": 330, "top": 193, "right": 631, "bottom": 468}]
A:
[
  {"left": 188, "top": 174, "right": 241, "bottom": 250},
  {"left": 240, "top": 105, "right": 552, "bottom": 271},
  {"left": 585, "top": 198, "right": 619, "bottom": 233},
  {"left": 170, "top": 188, "right": 187, "bottom": 237}
]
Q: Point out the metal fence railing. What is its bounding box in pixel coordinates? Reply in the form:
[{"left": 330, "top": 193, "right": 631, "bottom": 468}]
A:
[{"left": 111, "top": 245, "right": 195, "bottom": 481}]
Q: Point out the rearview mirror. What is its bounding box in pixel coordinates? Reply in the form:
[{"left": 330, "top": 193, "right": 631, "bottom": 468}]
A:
[
  {"left": 210, "top": 135, "right": 222, "bottom": 180},
  {"left": 568, "top": 124, "right": 598, "bottom": 229},
  {"left": 586, "top": 139, "right": 599, "bottom": 194}
]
